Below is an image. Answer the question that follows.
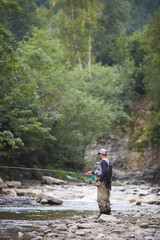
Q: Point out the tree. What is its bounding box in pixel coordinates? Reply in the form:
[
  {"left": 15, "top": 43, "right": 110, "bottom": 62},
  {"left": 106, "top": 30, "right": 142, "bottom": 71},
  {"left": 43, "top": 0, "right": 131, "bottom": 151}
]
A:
[
  {"left": 127, "top": 0, "right": 160, "bottom": 31},
  {"left": 0, "top": 0, "right": 40, "bottom": 41},
  {"left": 0, "top": 26, "right": 57, "bottom": 168},
  {"left": 50, "top": 0, "right": 102, "bottom": 69},
  {"left": 34, "top": 0, "right": 49, "bottom": 8},
  {"left": 14, "top": 26, "right": 134, "bottom": 170},
  {"left": 142, "top": 8, "right": 160, "bottom": 109},
  {"left": 93, "top": 0, "right": 130, "bottom": 65}
]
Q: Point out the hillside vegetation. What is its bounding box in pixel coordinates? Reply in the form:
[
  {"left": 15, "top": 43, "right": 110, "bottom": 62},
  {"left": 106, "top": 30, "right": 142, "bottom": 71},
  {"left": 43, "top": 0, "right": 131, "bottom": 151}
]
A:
[{"left": 0, "top": 0, "right": 160, "bottom": 180}]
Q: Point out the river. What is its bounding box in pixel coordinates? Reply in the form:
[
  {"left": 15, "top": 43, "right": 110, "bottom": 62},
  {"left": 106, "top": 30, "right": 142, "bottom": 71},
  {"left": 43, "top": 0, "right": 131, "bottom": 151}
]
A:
[{"left": 0, "top": 181, "right": 159, "bottom": 239}]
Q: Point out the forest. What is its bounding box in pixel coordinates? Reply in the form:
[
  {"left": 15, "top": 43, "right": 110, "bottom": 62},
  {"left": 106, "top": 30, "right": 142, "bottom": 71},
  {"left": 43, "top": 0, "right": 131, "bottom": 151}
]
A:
[{"left": 0, "top": 0, "right": 160, "bottom": 179}]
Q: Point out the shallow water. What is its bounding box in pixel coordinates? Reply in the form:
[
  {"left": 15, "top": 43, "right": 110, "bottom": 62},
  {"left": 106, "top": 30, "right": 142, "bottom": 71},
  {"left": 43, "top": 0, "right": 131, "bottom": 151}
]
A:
[{"left": 0, "top": 182, "right": 159, "bottom": 238}]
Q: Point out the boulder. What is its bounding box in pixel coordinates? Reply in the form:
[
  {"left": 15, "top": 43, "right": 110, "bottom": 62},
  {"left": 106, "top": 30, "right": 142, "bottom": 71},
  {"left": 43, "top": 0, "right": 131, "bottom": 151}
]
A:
[
  {"left": 1, "top": 188, "right": 17, "bottom": 196},
  {"left": 0, "top": 178, "right": 7, "bottom": 190},
  {"left": 112, "top": 169, "right": 128, "bottom": 179},
  {"left": 77, "top": 223, "right": 92, "bottom": 229},
  {"left": 5, "top": 181, "right": 22, "bottom": 188},
  {"left": 42, "top": 176, "right": 66, "bottom": 185},
  {"left": 36, "top": 193, "right": 63, "bottom": 205},
  {"left": 112, "top": 180, "right": 123, "bottom": 186},
  {"left": 2, "top": 226, "right": 24, "bottom": 235},
  {"left": 140, "top": 222, "right": 149, "bottom": 228},
  {"left": 98, "top": 214, "right": 118, "bottom": 223}
]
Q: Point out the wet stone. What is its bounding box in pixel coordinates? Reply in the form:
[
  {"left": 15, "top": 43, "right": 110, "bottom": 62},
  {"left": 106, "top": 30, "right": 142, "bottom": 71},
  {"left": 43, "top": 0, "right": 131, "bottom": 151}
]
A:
[
  {"left": 144, "top": 237, "right": 154, "bottom": 240},
  {"left": 46, "top": 232, "right": 59, "bottom": 237},
  {"left": 75, "top": 230, "right": 86, "bottom": 236},
  {"left": 67, "top": 231, "right": 76, "bottom": 238},
  {"left": 0, "top": 183, "right": 160, "bottom": 240},
  {"left": 77, "top": 223, "right": 92, "bottom": 229},
  {"left": 55, "top": 224, "right": 67, "bottom": 230},
  {"left": 140, "top": 223, "right": 149, "bottom": 228},
  {"left": 6, "top": 181, "right": 22, "bottom": 188}
]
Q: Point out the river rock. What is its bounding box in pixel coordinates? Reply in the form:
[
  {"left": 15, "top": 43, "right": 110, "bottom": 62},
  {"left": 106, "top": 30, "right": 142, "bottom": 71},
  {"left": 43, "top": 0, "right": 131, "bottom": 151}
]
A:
[
  {"left": 140, "top": 222, "right": 149, "bottom": 228},
  {"left": 2, "top": 226, "right": 24, "bottom": 235},
  {"left": 0, "top": 178, "right": 4, "bottom": 189},
  {"left": 46, "top": 232, "right": 59, "bottom": 237},
  {"left": 40, "top": 199, "right": 48, "bottom": 204},
  {"left": 98, "top": 214, "right": 118, "bottom": 223},
  {"left": 42, "top": 176, "right": 66, "bottom": 185},
  {"left": 1, "top": 188, "right": 17, "bottom": 196},
  {"left": 77, "top": 223, "right": 92, "bottom": 229},
  {"left": 112, "top": 180, "right": 123, "bottom": 186},
  {"left": 18, "top": 232, "right": 24, "bottom": 238},
  {"left": 31, "top": 237, "right": 43, "bottom": 240},
  {"left": 112, "top": 169, "right": 127, "bottom": 179},
  {"left": 67, "top": 231, "right": 76, "bottom": 238},
  {"left": 36, "top": 193, "right": 63, "bottom": 205},
  {"left": 76, "top": 230, "right": 88, "bottom": 236},
  {"left": 56, "top": 224, "right": 67, "bottom": 230},
  {"left": 6, "top": 181, "right": 22, "bottom": 188}
]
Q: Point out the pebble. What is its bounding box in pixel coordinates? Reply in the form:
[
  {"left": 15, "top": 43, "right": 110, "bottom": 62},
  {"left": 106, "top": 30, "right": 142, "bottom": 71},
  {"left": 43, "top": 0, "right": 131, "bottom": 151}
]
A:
[
  {"left": 15, "top": 209, "right": 158, "bottom": 240},
  {"left": 0, "top": 199, "right": 159, "bottom": 240},
  {"left": 140, "top": 223, "right": 149, "bottom": 228},
  {"left": 98, "top": 214, "right": 118, "bottom": 223}
]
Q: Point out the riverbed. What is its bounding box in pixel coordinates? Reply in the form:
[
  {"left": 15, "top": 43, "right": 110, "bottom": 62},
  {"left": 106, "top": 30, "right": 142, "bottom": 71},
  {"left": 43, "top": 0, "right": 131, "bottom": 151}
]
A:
[{"left": 0, "top": 181, "right": 160, "bottom": 239}]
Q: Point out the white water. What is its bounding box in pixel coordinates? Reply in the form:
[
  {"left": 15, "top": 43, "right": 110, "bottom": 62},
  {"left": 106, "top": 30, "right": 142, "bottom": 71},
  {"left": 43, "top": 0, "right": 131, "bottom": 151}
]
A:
[
  {"left": 0, "top": 183, "right": 159, "bottom": 213},
  {"left": 0, "top": 182, "right": 159, "bottom": 235}
]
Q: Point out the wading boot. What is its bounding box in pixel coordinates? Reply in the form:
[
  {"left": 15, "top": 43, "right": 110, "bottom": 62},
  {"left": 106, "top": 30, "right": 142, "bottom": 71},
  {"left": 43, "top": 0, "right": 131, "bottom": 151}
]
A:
[
  {"left": 105, "top": 210, "right": 111, "bottom": 215},
  {"left": 97, "top": 211, "right": 104, "bottom": 219}
]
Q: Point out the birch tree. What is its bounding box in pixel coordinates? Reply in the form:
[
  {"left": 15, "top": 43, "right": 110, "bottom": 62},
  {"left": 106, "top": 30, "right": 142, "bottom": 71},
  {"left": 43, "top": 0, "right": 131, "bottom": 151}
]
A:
[
  {"left": 69, "top": 0, "right": 83, "bottom": 72},
  {"left": 51, "top": 0, "right": 102, "bottom": 72}
]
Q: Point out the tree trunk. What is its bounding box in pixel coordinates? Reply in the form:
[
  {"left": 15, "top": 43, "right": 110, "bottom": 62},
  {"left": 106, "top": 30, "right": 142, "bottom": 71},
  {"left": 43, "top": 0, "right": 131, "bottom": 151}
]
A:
[
  {"left": 87, "top": 0, "right": 92, "bottom": 81},
  {"left": 69, "top": 0, "right": 83, "bottom": 72}
]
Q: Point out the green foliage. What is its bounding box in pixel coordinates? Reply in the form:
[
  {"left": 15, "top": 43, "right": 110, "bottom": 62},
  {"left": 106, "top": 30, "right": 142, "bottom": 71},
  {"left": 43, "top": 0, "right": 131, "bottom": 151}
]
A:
[
  {"left": 51, "top": 0, "right": 102, "bottom": 66},
  {"left": 93, "top": 0, "right": 130, "bottom": 65},
  {"left": 1, "top": 0, "right": 160, "bottom": 176},
  {"left": 109, "top": 30, "right": 147, "bottom": 94},
  {"left": 128, "top": 129, "right": 148, "bottom": 151},
  {"left": 46, "top": 165, "right": 88, "bottom": 181},
  {"left": 127, "top": 0, "right": 160, "bottom": 31},
  {"left": 0, "top": 0, "right": 40, "bottom": 41},
  {"left": 0, "top": 130, "right": 23, "bottom": 150},
  {"left": 0, "top": 77, "right": 56, "bottom": 166},
  {"left": 0, "top": 0, "right": 22, "bottom": 12},
  {"left": 144, "top": 113, "right": 160, "bottom": 147},
  {"left": 142, "top": 8, "right": 160, "bottom": 110},
  {"left": 127, "top": 31, "right": 146, "bottom": 94},
  {"left": 0, "top": 24, "right": 16, "bottom": 97},
  {"left": 34, "top": 0, "right": 49, "bottom": 8},
  {"left": 4, "top": 26, "right": 133, "bottom": 171},
  {"left": 128, "top": 112, "right": 160, "bottom": 149}
]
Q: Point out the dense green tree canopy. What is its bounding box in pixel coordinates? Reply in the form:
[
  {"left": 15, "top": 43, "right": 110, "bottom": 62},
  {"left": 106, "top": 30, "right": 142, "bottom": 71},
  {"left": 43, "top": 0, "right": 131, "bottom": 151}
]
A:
[
  {"left": 0, "top": 0, "right": 159, "bottom": 175},
  {"left": 0, "top": 0, "right": 40, "bottom": 41}
]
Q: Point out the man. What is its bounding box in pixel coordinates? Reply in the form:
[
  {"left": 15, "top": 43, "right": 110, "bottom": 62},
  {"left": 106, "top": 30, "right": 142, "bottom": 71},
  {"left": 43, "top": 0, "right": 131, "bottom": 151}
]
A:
[{"left": 85, "top": 148, "right": 112, "bottom": 217}]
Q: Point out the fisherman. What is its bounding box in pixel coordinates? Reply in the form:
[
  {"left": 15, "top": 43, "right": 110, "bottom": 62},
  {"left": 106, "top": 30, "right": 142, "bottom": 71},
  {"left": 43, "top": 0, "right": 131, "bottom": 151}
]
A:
[{"left": 85, "top": 148, "right": 112, "bottom": 217}]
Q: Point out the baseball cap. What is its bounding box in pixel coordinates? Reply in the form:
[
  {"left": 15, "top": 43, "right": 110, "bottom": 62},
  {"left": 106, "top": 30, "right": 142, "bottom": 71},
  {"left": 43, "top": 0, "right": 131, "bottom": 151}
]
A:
[{"left": 97, "top": 148, "right": 107, "bottom": 155}]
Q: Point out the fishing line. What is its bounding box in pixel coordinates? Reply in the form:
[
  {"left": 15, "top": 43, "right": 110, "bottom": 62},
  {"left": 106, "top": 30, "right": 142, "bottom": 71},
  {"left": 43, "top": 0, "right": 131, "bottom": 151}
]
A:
[{"left": 0, "top": 165, "right": 84, "bottom": 175}]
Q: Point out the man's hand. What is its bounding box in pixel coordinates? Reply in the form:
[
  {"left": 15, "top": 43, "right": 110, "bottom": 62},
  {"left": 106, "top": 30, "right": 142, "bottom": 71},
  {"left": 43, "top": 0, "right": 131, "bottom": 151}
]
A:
[
  {"left": 85, "top": 171, "right": 92, "bottom": 176},
  {"left": 96, "top": 181, "right": 101, "bottom": 187}
]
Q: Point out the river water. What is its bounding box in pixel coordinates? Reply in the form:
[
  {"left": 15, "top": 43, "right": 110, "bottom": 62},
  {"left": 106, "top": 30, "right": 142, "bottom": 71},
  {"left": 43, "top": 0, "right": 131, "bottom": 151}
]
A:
[{"left": 0, "top": 182, "right": 159, "bottom": 238}]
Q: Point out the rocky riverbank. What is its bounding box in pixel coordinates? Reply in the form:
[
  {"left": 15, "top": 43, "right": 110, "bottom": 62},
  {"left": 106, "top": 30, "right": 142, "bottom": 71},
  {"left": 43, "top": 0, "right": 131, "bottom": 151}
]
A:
[
  {"left": 1, "top": 209, "right": 160, "bottom": 240},
  {"left": 0, "top": 176, "right": 160, "bottom": 240}
]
